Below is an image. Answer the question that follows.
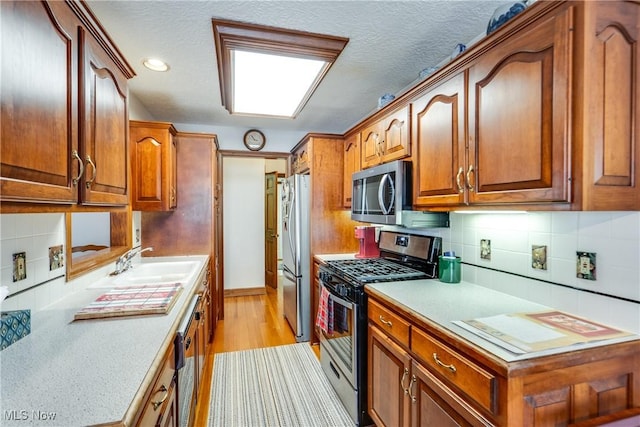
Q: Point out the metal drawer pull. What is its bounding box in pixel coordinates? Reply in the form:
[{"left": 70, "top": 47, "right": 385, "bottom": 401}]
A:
[
  {"left": 378, "top": 315, "right": 393, "bottom": 327},
  {"left": 85, "top": 155, "right": 97, "bottom": 189},
  {"left": 71, "top": 150, "right": 85, "bottom": 186},
  {"left": 466, "top": 164, "right": 475, "bottom": 192},
  {"left": 151, "top": 384, "right": 169, "bottom": 410},
  {"left": 433, "top": 352, "right": 457, "bottom": 373},
  {"left": 456, "top": 166, "right": 464, "bottom": 193},
  {"left": 408, "top": 375, "right": 417, "bottom": 403},
  {"left": 400, "top": 367, "right": 409, "bottom": 395}
]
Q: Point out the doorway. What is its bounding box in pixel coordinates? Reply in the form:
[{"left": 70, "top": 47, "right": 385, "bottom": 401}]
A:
[
  {"left": 264, "top": 172, "right": 285, "bottom": 289},
  {"left": 218, "top": 152, "right": 288, "bottom": 301}
]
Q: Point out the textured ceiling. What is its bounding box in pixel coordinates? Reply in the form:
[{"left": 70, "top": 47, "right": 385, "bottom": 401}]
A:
[{"left": 87, "top": 0, "right": 507, "bottom": 150}]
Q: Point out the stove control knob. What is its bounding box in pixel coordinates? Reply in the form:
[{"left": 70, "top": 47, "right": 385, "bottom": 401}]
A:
[
  {"left": 319, "top": 271, "right": 331, "bottom": 283},
  {"left": 336, "top": 283, "right": 347, "bottom": 297}
]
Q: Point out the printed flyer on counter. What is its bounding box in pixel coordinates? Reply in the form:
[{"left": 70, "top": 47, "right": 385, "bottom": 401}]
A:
[{"left": 453, "top": 310, "right": 633, "bottom": 354}]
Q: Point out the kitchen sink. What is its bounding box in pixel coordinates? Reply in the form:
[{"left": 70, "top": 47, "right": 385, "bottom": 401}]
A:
[{"left": 88, "top": 260, "right": 200, "bottom": 289}]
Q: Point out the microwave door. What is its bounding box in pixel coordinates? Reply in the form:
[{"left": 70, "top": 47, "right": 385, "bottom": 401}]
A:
[{"left": 378, "top": 173, "right": 395, "bottom": 215}]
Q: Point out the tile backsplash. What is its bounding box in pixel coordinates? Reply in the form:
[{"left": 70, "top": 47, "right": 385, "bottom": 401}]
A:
[
  {"left": 445, "top": 211, "right": 640, "bottom": 333},
  {"left": 1, "top": 211, "right": 638, "bottom": 335},
  {"left": 0, "top": 212, "right": 142, "bottom": 314}
]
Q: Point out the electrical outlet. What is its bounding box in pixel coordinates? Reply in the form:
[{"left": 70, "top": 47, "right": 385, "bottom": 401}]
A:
[
  {"left": 576, "top": 251, "right": 596, "bottom": 280},
  {"left": 49, "top": 245, "right": 64, "bottom": 270},
  {"left": 135, "top": 228, "right": 141, "bottom": 244},
  {"left": 12, "top": 252, "right": 26, "bottom": 282},
  {"left": 480, "top": 239, "right": 491, "bottom": 260},
  {"left": 532, "top": 245, "right": 547, "bottom": 270}
]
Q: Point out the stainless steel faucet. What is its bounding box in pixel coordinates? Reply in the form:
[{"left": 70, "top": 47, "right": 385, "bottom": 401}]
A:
[{"left": 111, "top": 247, "right": 153, "bottom": 275}]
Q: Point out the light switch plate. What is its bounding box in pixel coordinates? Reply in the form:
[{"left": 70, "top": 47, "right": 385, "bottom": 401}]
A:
[
  {"left": 12, "top": 252, "right": 26, "bottom": 282},
  {"left": 480, "top": 239, "right": 491, "bottom": 260},
  {"left": 532, "top": 245, "right": 547, "bottom": 270},
  {"left": 49, "top": 245, "right": 64, "bottom": 270},
  {"left": 576, "top": 251, "right": 596, "bottom": 280}
]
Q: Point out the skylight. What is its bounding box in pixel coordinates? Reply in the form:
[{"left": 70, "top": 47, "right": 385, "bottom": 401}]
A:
[
  {"left": 233, "top": 50, "right": 328, "bottom": 117},
  {"left": 212, "top": 19, "right": 349, "bottom": 119}
]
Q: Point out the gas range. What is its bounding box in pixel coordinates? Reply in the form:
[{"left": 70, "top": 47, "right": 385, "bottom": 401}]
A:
[
  {"left": 322, "top": 258, "right": 429, "bottom": 285},
  {"left": 316, "top": 230, "right": 442, "bottom": 426}
]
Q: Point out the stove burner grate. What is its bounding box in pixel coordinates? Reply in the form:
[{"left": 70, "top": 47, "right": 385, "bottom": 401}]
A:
[{"left": 325, "top": 258, "right": 428, "bottom": 284}]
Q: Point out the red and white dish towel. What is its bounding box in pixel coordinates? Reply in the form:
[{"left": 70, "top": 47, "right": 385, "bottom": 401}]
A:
[{"left": 315, "top": 286, "right": 334, "bottom": 335}]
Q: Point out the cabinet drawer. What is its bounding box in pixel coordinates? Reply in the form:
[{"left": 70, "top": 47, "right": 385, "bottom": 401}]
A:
[
  {"left": 411, "top": 327, "right": 496, "bottom": 414},
  {"left": 137, "top": 344, "right": 176, "bottom": 426},
  {"left": 368, "top": 299, "right": 410, "bottom": 347}
]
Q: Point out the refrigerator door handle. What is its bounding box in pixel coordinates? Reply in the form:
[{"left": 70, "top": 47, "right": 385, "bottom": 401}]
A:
[{"left": 282, "top": 265, "right": 296, "bottom": 282}]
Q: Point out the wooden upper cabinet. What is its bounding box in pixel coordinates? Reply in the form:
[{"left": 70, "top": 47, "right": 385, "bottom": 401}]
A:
[
  {"left": 0, "top": 1, "right": 79, "bottom": 204},
  {"left": 291, "top": 142, "right": 309, "bottom": 174},
  {"left": 467, "top": 6, "right": 572, "bottom": 205},
  {"left": 413, "top": 72, "right": 467, "bottom": 207},
  {"left": 343, "top": 133, "right": 361, "bottom": 208},
  {"left": 575, "top": 1, "right": 640, "bottom": 210},
  {"left": 79, "top": 28, "right": 129, "bottom": 206},
  {"left": 0, "top": 0, "right": 133, "bottom": 207},
  {"left": 361, "top": 106, "right": 410, "bottom": 169},
  {"left": 130, "top": 121, "right": 178, "bottom": 211}
]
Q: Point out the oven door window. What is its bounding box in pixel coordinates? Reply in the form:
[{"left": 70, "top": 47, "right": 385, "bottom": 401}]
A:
[{"left": 317, "top": 287, "right": 354, "bottom": 373}]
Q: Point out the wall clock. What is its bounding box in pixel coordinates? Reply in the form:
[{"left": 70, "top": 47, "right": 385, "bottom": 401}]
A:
[{"left": 243, "top": 129, "right": 266, "bottom": 151}]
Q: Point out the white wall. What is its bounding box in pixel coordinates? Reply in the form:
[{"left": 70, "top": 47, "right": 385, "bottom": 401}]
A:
[{"left": 222, "top": 157, "right": 266, "bottom": 290}]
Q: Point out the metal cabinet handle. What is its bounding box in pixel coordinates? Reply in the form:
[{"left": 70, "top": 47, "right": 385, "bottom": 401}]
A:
[
  {"left": 400, "top": 367, "right": 409, "bottom": 395},
  {"left": 456, "top": 166, "right": 464, "bottom": 193},
  {"left": 433, "top": 352, "right": 456, "bottom": 373},
  {"left": 378, "top": 315, "right": 393, "bottom": 327},
  {"left": 151, "top": 384, "right": 169, "bottom": 410},
  {"left": 408, "top": 374, "right": 417, "bottom": 403},
  {"left": 71, "top": 150, "right": 85, "bottom": 186},
  {"left": 85, "top": 155, "right": 97, "bottom": 189},
  {"left": 466, "top": 164, "right": 475, "bottom": 192}
]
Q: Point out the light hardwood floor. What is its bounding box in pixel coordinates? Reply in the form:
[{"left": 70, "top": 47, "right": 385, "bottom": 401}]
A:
[{"left": 194, "top": 282, "right": 320, "bottom": 425}]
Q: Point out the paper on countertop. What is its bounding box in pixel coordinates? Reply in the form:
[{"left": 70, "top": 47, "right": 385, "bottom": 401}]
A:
[{"left": 453, "top": 311, "right": 633, "bottom": 355}]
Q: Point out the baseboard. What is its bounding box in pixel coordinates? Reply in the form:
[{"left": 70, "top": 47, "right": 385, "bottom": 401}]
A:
[{"left": 224, "top": 287, "right": 267, "bottom": 297}]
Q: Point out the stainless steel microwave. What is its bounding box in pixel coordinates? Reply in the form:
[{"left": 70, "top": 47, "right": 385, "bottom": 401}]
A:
[{"left": 351, "top": 160, "right": 412, "bottom": 225}]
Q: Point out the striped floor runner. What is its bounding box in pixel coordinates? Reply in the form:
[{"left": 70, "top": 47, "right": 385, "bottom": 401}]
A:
[{"left": 208, "top": 343, "right": 355, "bottom": 427}]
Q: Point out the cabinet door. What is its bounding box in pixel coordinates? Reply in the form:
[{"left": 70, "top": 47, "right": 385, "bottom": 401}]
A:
[
  {"left": 380, "top": 106, "right": 410, "bottom": 163},
  {"left": 467, "top": 7, "right": 572, "bottom": 205},
  {"left": 413, "top": 73, "right": 467, "bottom": 207},
  {"left": 361, "top": 122, "right": 382, "bottom": 168},
  {"left": 578, "top": 1, "right": 640, "bottom": 210},
  {"left": 343, "top": 133, "right": 360, "bottom": 208},
  {"left": 1, "top": 1, "right": 79, "bottom": 203},
  {"left": 130, "top": 122, "right": 177, "bottom": 211},
  {"left": 411, "top": 361, "right": 492, "bottom": 427},
  {"left": 79, "top": 28, "right": 129, "bottom": 206},
  {"left": 368, "top": 324, "right": 411, "bottom": 427}
]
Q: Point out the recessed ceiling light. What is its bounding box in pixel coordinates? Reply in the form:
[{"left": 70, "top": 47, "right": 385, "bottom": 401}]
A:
[{"left": 142, "top": 58, "right": 169, "bottom": 72}]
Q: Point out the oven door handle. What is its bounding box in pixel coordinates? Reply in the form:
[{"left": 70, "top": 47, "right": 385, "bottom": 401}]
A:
[{"left": 320, "top": 282, "right": 354, "bottom": 310}]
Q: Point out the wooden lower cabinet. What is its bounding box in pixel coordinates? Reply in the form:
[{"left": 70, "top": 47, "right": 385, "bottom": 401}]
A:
[
  {"left": 367, "top": 295, "right": 640, "bottom": 427},
  {"left": 369, "top": 325, "right": 490, "bottom": 427},
  {"left": 137, "top": 344, "right": 177, "bottom": 427}
]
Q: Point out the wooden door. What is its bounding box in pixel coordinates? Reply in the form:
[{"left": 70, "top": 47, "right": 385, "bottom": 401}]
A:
[
  {"left": 380, "top": 106, "right": 410, "bottom": 163},
  {"left": 368, "top": 325, "right": 411, "bottom": 427},
  {"left": 467, "top": 6, "right": 572, "bottom": 205},
  {"left": 413, "top": 72, "right": 467, "bottom": 207},
  {"left": 1, "top": 1, "right": 79, "bottom": 203},
  {"left": 79, "top": 27, "right": 129, "bottom": 205},
  {"left": 264, "top": 172, "right": 279, "bottom": 289}
]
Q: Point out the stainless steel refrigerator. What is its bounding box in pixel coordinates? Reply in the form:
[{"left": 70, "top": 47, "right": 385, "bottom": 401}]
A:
[{"left": 281, "top": 174, "right": 310, "bottom": 342}]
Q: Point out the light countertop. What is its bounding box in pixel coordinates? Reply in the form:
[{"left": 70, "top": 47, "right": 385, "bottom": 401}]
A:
[
  {"left": 0, "top": 255, "right": 209, "bottom": 427},
  {"left": 366, "top": 279, "right": 639, "bottom": 363}
]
